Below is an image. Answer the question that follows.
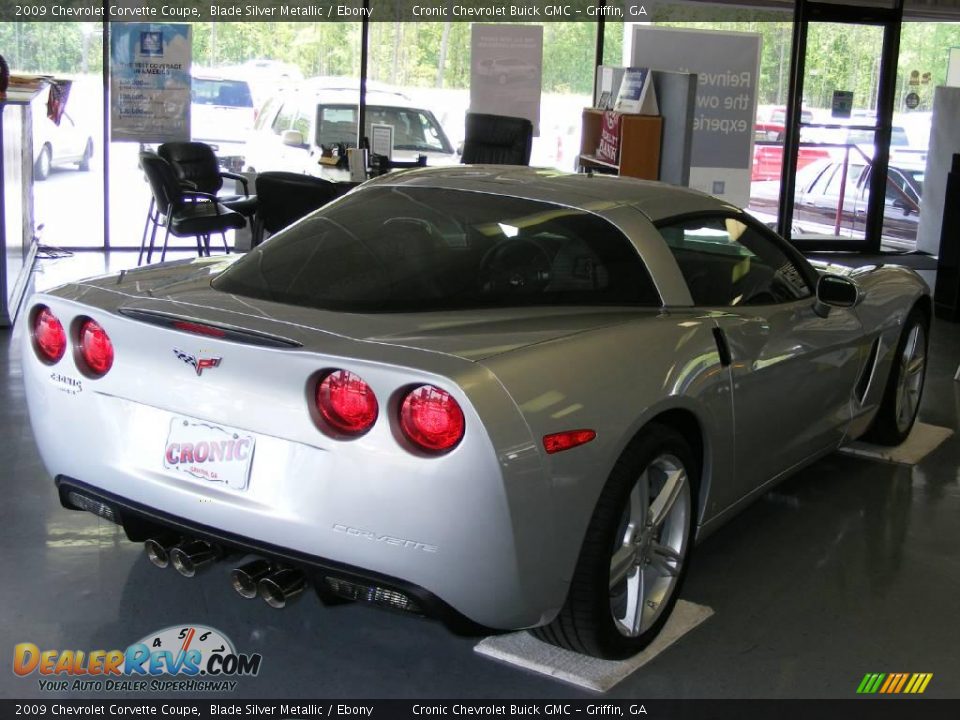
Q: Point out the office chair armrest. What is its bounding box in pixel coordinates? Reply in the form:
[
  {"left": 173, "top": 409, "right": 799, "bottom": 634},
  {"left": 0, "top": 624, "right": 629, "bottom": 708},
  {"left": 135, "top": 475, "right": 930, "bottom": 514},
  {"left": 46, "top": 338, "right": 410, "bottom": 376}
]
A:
[
  {"left": 180, "top": 190, "right": 223, "bottom": 214},
  {"left": 220, "top": 171, "right": 250, "bottom": 196}
]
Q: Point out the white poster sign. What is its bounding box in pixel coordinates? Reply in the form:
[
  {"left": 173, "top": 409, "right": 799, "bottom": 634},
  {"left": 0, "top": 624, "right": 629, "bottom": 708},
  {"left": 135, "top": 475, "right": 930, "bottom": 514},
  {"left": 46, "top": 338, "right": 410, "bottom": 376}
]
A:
[
  {"left": 111, "top": 23, "right": 191, "bottom": 143},
  {"left": 470, "top": 25, "right": 543, "bottom": 135},
  {"left": 370, "top": 123, "right": 394, "bottom": 160},
  {"left": 948, "top": 48, "right": 960, "bottom": 88},
  {"left": 631, "top": 26, "right": 761, "bottom": 205}
]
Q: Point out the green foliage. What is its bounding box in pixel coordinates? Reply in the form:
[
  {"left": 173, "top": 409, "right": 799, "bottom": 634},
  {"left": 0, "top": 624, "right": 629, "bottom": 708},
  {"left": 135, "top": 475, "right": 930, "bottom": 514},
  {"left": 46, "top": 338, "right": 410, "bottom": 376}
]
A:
[
  {"left": 3, "top": 19, "right": 960, "bottom": 114},
  {"left": 1, "top": 22, "right": 103, "bottom": 74}
]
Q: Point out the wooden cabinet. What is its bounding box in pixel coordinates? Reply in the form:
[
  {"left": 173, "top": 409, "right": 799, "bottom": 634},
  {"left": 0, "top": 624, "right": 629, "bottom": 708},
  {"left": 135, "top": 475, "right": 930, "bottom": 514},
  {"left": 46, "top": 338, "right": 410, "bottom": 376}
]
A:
[{"left": 578, "top": 108, "right": 662, "bottom": 180}]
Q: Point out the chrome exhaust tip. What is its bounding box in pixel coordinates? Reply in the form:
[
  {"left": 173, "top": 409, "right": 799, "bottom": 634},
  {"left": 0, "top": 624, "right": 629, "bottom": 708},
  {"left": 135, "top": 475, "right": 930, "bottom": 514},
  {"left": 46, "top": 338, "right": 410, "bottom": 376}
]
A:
[
  {"left": 144, "top": 535, "right": 180, "bottom": 569},
  {"left": 258, "top": 568, "right": 306, "bottom": 609},
  {"left": 169, "top": 540, "right": 221, "bottom": 578},
  {"left": 230, "top": 559, "right": 274, "bottom": 599}
]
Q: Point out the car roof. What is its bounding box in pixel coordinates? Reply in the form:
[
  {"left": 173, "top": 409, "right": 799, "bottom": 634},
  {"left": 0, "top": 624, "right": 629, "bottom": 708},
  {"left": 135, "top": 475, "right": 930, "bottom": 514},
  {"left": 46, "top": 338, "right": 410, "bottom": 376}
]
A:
[
  {"left": 191, "top": 68, "right": 250, "bottom": 84},
  {"left": 366, "top": 166, "right": 735, "bottom": 222}
]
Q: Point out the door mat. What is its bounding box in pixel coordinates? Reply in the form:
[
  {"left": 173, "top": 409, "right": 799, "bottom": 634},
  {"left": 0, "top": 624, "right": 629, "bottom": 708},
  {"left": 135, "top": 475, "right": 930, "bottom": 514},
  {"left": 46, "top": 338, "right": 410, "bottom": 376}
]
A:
[
  {"left": 474, "top": 600, "right": 713, "bottom": 693},
  {"left": 839, "top": 422, "right": 953, "bottom": 465}
]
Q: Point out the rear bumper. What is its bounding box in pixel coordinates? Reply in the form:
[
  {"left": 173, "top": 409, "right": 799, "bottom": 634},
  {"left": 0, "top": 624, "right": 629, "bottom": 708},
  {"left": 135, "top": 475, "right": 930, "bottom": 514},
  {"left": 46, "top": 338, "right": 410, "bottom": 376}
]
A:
[{"left": 56, "top": 476, "right": 472, "bottom": 626}]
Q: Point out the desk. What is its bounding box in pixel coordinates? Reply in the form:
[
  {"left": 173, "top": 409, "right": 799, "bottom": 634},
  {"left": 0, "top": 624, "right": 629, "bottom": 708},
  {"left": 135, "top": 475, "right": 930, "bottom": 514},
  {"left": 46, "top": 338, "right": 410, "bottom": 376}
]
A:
[{"left": 0, "top": 88, "right": 42, "bottom": 327}]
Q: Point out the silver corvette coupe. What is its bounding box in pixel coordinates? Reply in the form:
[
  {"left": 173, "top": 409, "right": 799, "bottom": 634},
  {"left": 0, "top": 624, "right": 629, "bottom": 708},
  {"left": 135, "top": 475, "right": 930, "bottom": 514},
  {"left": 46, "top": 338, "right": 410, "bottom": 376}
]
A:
[{"left": 23, "top": 167, "right": 930, "bottom": 659}]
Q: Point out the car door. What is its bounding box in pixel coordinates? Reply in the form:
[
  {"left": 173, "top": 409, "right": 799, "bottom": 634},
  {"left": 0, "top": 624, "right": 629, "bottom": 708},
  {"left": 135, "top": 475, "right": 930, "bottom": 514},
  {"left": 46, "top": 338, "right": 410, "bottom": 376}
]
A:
[
  {"left": 51, "top": 113, "right": 84, "bottom": 163},
  {"left": 656, "top": 213, "right": 864, "bottom": 505}
]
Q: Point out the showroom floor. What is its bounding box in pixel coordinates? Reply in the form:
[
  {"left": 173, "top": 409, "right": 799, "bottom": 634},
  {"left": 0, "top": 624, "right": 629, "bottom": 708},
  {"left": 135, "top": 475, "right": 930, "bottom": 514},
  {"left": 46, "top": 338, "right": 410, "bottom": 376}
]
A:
[{"left": 2, "top": 252, "right": 959, "bottom": 699}]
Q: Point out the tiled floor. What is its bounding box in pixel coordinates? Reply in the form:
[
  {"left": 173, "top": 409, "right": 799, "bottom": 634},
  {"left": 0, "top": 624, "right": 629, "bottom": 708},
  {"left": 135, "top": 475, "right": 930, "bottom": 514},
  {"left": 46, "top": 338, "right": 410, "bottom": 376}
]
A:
[{"left": 2, "top": 254, "right": 959, "bottom": 698}]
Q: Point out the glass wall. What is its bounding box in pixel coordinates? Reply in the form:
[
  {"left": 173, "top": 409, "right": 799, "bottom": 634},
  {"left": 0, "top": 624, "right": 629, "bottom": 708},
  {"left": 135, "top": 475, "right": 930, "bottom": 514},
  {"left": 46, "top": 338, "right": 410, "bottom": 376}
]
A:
[
  {"left": 883, "top": 21, "right": 960, "bottom": 251},
  {"left": 0, "top": 22, "right": 104, "bottom": 251},
  {"left": 367, "top": 22, "right": 469, "bottom": 164},
  {"left": 10, "top": 10, "right": 958, "bottom": 255},
  {"left": 109, "top": 22, "right": 362, "bottom": 250}
]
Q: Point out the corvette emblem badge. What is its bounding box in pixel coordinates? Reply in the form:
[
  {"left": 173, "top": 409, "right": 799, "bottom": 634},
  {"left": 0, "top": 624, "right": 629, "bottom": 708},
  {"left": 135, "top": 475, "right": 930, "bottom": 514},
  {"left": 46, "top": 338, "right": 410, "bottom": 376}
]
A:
[{"left": 174, "top": 349, "right": 222, "bottom": 376}]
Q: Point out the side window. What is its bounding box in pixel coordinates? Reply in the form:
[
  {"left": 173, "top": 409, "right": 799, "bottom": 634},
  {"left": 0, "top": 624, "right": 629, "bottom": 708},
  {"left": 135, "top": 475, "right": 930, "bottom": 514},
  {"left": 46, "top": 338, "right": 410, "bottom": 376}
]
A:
[
  {"left": 658, "top": 216, "right": 812, "bottom": 307},
  {"left": 291, "top": 99, "right": 317, "bottom": 144},
  {"left": 271, "top": 103, "right": 293, "bottom": 136},
  {"left": 254, "top": 98, "right": 276, "bottom": 131},
  {"left": 318, "top": 106, "right": 358, "bottom": 147},
  {"left": 825, "top": 164, "right": 864, "bottom": 196}
]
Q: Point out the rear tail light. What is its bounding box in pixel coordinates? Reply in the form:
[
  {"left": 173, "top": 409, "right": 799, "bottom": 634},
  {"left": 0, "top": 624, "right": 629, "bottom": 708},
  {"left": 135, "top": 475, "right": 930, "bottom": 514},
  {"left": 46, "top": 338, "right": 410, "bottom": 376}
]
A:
[
  {"left": 32, "top": 306, "right": 67, "bottom": 363},
  {"left": 399, "top": 385, "right": 465, "bottom": 453},
  {"left": 78, "top": 318, "right": 114, "bottom": 376},
  {"left": 315, "top": 370, "right": 378, "bottom": 436}
]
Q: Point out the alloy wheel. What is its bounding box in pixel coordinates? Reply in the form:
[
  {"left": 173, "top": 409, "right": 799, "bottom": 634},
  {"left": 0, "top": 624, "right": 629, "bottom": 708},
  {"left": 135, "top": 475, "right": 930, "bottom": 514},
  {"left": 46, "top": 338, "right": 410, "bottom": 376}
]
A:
[
  {"left": 609, "top": 454, "right": 690, "bottom": 638},
  {"left": 895, "top": 322, "right": 926, "bottom": 435}
]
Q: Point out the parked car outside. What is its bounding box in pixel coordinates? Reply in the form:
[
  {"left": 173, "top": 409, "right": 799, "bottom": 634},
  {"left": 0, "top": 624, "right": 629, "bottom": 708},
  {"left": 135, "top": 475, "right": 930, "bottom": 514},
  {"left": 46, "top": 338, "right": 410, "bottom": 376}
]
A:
[
  {"left": 244, "top": 78, "right": 456, "bottom": 179},
  {"left": 33, "top": 110, "right": 94, "bottom": 181},
  {"left": 751, "top": 106, "right": 824, "bottom": 181},
  {"left": 190, "top": 69, "right": 257, "bottom": 172},
  {"left": 750, "top": 156, "right": 924, "bottom": 249}
]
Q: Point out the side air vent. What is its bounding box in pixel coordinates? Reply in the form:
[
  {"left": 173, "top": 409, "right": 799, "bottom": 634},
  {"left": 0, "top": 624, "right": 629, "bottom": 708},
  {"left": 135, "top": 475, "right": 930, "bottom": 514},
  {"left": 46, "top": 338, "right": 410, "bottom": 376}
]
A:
[
  {"left": 118, "top": 309, "right": 302, "bottom": 349},
  {"left": 855, "top": 337, "right": 881, "bottom": 405}
]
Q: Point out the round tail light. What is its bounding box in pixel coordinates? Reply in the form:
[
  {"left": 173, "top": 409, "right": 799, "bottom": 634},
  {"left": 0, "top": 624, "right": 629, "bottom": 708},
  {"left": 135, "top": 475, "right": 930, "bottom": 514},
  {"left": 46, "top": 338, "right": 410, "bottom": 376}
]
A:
[
  {"left": 316, "top": 370, "right": 378, "bottom": 436},
  {"left": 78, "top": 318, "right": 114, "bottom": 376},
  {"left": 33, "top": 306, "right": 67, "bottom": 363},
  {"left": 399, "top": 385, "right": 465, "bottom": 453}
]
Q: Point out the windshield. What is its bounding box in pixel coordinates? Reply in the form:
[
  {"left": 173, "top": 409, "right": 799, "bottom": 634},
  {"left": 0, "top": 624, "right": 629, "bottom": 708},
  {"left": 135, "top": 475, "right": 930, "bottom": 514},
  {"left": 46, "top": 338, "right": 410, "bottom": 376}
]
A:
[
  {"left": 212, "top": 187, "right": 660, "bottom": 313},
  {"left": 316, "top": 105, "right": 453, "bottom": 154},
  {"left": 192, "top": 79, "right": 253, "bottom": 108}
]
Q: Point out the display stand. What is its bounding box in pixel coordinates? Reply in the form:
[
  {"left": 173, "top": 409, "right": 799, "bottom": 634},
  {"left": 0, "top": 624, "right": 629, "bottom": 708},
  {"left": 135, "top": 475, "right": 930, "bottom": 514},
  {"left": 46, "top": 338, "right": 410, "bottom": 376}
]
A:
[
  {"left": 0, "top": 87, "right": 42, "bottom": 328},
  {"left": 578, "top": 109, "right": 662, "bottom": 180}
]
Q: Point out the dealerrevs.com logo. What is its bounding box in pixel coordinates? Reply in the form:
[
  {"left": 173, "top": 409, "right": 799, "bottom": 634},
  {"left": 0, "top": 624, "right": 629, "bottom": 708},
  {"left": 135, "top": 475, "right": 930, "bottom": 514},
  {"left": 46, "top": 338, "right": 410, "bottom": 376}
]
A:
[{"left": 13, "top": 625, "right": 262, "bottom": 692}]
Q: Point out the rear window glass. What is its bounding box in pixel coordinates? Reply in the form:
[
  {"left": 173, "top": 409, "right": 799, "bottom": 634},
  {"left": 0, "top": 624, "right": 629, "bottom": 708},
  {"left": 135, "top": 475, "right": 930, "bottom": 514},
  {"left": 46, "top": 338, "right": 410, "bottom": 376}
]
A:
[
  {"left": 192, "top": 79, "right": 253, "bottom": 108},
  {"left": 213, "top": 187, "right": 661, "bottom": 313}
]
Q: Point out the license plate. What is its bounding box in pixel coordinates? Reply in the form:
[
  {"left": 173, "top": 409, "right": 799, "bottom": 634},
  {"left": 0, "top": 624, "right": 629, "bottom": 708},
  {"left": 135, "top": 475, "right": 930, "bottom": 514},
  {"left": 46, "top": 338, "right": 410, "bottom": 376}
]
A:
[{"left": 162, "top": 416, "right": 255, "bottom": 491}]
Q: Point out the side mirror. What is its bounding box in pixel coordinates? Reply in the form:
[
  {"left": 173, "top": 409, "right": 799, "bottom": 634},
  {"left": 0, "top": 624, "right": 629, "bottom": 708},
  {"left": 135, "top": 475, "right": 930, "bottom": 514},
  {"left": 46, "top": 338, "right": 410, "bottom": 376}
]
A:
[
  {"left": 281, "top": 129, "right": 305, "bottom": 148},
  {"left": 814, "top": 274, "right": 859, "bottom": 317}
]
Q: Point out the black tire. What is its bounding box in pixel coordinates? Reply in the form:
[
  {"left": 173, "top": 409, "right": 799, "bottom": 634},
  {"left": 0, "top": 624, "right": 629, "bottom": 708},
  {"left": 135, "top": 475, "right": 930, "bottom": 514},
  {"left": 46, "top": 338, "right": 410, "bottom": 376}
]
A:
[
  {"left": 531, "top": 424, "right": 698, "bottom": 659},
  {"left": 35, "top": 145, "right": 51, "bottom": 181},
  {"left": 863, "top": 306, "right": 929, "bottom": 446},
  {"left": 78, "top": 139, "right": 93, "bottom": 171}
]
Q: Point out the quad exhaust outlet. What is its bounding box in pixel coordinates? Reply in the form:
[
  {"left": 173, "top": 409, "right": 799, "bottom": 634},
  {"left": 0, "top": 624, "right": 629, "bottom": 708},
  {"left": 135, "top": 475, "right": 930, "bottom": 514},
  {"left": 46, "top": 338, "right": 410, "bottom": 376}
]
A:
[
  {"left": 146, "top": 540, "right": 419, "bottom": 615},
  {"left": 230, "top": 559, "right": 274, "bottom": 599},
  {"left": 145, "top": 537, "right": 225, "bottom": 577},
  {"left": 170, "top": 540, "right": 223, "bottom": 577},
  {"left": 258, "top": 568, "right": 307, "bottom": 609},
  {"left": 144, "top": 534, "right": 180, "bottom": 569}
]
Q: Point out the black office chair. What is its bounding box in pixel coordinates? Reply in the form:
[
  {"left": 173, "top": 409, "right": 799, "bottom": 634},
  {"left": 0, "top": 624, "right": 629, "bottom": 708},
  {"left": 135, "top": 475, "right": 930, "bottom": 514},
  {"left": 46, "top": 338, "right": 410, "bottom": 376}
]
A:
[
  {"left": 460, "top": 112, "right": 533, "bottom": 166},
  {"left": 158, "top": 142, "right": 257, "bottom": 220},
  {"left": 138, "top": 151, "right": 246, "bottom": 265},
  {"left": 253, "top": 171, "right": 355, "bottom": 245}
]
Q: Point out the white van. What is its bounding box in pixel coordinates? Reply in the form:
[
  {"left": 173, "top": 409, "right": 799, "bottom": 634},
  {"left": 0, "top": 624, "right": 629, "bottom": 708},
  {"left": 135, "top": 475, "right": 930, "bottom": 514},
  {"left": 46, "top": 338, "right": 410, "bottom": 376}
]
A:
[
  {"left": 245, "top": 78, "right": 456, "bottom": 178},
  {"left": 190, "top": 69, "right": 256, "bottom": 171}
]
